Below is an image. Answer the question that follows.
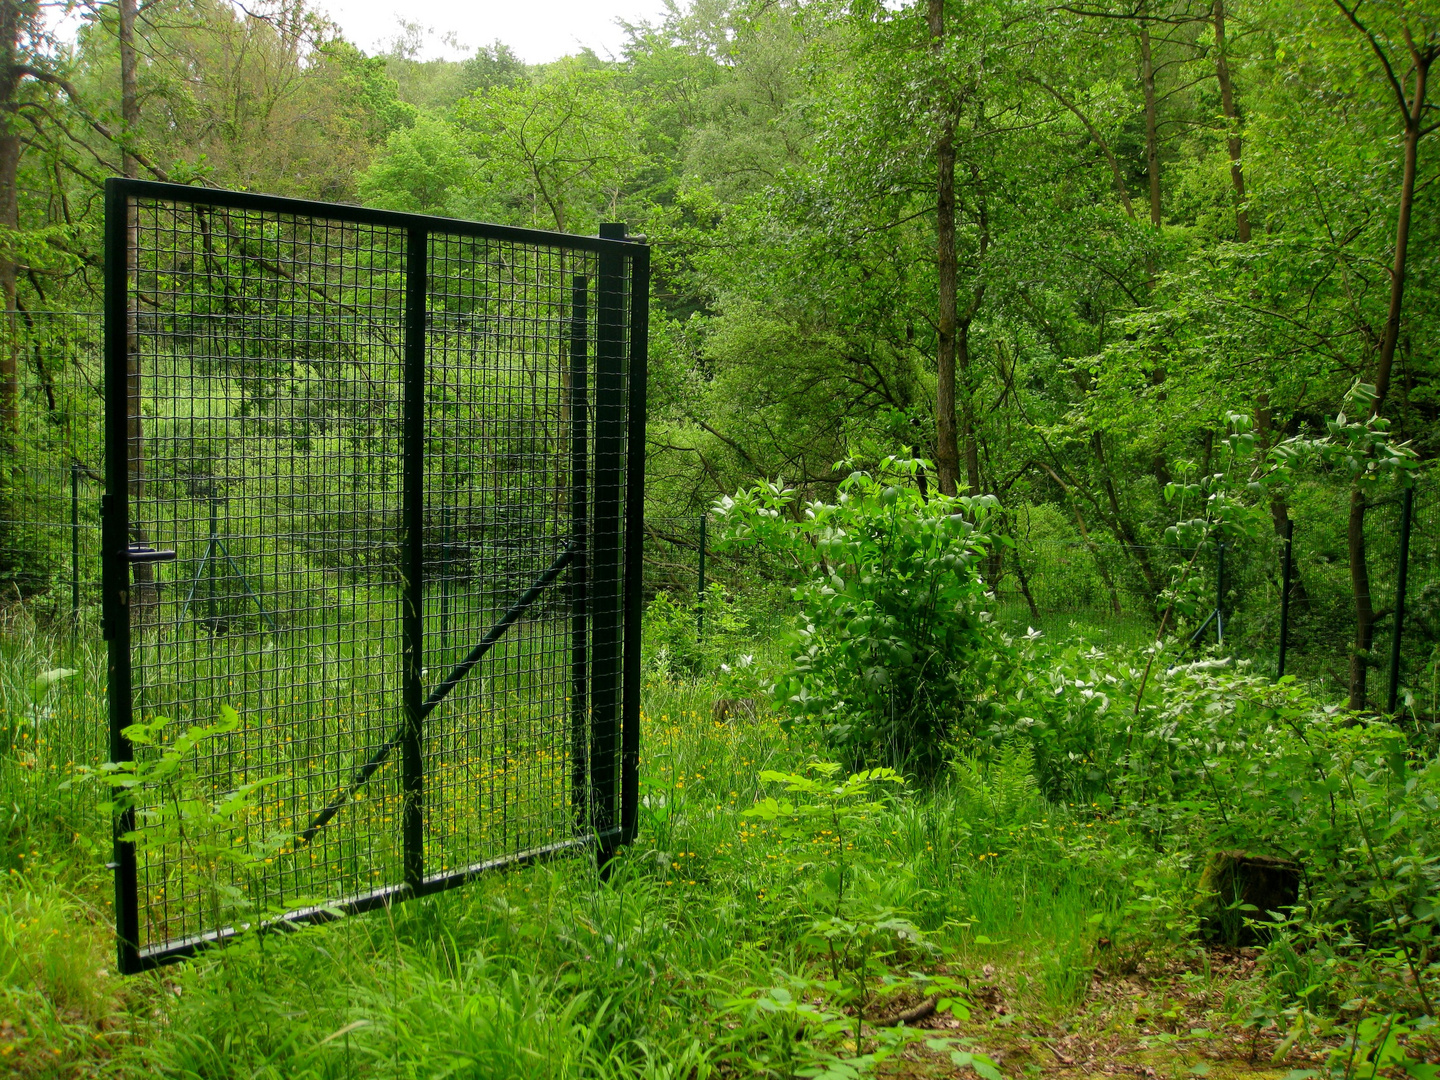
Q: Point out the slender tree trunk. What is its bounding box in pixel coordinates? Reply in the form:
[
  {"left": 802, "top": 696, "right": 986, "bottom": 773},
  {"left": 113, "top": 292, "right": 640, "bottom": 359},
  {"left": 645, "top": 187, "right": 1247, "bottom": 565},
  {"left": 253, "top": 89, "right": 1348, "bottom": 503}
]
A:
[
  {"left": 1212, "top": 0, "right": 1251, "bottom": 241},
  {"left": 1254, "top": 395, "right": 1308, "bottom": 609},
  {"left": 929, "top": 0, "right": 961, "bottom": 497},
  {"left": 0, "top": 137, "right": 17, "bottom": 456},
  {"left": 1031, "top": 79, "right": 1136, "bottom": 220},
  {"left": 1334, "top": 5, "right": 1433, "bottom": 709},
  {"left": 119, "top": 0, "right": 138, "bottom": 178},
  {"left": 956, "top": 317, "right": 981, "bottom": 495},
  {"left": 0, "top": 0, "right": 26, "bottom": 454},
  {"left": 1373, "top": 57, "right": 1427, "bottom": 409},
  {"left": 118, "top": 0, "right": 157, "bottom": 616},
  {"left": 1092, "top": 431, "right": 1161, "bottom": 610},
  {"left": 1138, "top": 12, "right": 1162, "bottom": 228}
]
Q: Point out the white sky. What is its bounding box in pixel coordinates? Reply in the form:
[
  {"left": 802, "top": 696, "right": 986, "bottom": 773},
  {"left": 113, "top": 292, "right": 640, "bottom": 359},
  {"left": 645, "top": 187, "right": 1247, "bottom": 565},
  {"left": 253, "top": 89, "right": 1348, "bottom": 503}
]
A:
[{"left": 311, "top": 0, "right": 674, "bottom": 63}]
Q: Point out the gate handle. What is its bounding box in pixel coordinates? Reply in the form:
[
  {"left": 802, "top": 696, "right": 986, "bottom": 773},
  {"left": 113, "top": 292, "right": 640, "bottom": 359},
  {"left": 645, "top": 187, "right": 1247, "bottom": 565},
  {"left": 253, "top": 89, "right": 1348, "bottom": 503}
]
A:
[{"left": 126, "top": 544, "right": 177, "bottom": 564}]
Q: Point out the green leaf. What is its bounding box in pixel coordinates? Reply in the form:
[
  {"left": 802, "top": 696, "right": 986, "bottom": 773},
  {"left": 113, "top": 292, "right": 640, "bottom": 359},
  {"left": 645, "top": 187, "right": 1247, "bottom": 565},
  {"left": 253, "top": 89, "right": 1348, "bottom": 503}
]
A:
[
  {"left": 30, "top": 667, "right": 78, "bottom": 702},
  {"left": 951, "top": 1051, "right": 1004, "bottom": 1080}
]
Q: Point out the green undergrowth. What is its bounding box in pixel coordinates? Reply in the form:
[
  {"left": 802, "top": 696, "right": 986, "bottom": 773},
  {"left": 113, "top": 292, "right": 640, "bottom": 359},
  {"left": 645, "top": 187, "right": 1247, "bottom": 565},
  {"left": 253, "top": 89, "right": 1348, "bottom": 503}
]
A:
[{"left": 1, "top": 632, "right": 1438, "bottom": 1077}]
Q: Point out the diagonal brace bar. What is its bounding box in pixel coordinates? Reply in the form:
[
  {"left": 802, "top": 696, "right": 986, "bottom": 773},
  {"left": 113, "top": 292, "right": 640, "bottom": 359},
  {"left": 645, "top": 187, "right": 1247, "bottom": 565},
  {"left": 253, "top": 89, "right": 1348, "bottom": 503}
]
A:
[{"left": 298, "top": 542, "right": 577, "bottom": 846}]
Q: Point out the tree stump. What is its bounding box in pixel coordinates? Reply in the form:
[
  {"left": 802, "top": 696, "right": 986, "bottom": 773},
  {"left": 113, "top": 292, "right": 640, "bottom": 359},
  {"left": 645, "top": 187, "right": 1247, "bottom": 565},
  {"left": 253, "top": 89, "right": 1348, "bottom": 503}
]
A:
[{"left": 1197, "top": 850, "right": 1300, "bottom": 946}]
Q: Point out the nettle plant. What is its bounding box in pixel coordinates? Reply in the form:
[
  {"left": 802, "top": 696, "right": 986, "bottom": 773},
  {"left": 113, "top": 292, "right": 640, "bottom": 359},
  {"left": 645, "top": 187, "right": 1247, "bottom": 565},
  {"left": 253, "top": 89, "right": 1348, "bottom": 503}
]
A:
[
  {"left": 69, "top": 706, "right": 297, "bottom": 941},
  {"left": 716, "top": 456, "right": 1000, "bottom": 776},
  {"left": 735, "top": 764, "right": 992, "bottom": 1077}
]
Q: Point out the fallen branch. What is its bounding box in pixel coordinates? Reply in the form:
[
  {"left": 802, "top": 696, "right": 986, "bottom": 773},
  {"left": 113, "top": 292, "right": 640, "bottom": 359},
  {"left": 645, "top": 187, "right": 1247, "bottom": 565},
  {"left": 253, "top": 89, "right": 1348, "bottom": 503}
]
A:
[{"left": 869, "top": 995, "right": 937, "bottom": 1027}]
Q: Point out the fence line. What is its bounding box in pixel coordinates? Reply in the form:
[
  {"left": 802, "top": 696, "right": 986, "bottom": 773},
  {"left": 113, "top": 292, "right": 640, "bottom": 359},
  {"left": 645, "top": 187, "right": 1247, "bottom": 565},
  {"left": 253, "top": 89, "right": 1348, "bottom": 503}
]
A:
[
  {"left": 641, "top": 489, "right": 1440, "bottom": 715},
  {"left": 2, "top": 312, "right": 1438, "bottom": 820}
]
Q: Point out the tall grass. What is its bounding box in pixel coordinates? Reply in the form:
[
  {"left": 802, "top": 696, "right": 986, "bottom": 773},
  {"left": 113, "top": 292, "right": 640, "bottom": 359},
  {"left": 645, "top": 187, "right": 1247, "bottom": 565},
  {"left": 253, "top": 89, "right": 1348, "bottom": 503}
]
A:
[{"left": 0, "top": 634, "right": 1203, "bottom": 1077}]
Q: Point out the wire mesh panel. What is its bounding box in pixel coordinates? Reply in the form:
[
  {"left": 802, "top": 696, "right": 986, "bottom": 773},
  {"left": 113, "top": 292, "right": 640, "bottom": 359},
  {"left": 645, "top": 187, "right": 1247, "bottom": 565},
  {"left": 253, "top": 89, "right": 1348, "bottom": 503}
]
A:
[{"left": 102, "top": 180, "right": 647, "bottom": 972}]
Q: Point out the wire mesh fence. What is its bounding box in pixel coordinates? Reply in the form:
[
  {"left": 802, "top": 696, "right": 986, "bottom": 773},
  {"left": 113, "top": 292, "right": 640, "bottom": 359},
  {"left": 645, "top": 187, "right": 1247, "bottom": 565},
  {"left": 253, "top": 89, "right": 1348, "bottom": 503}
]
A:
[{"left": 78, "top": 181, "right": 649, "bottom": 970}]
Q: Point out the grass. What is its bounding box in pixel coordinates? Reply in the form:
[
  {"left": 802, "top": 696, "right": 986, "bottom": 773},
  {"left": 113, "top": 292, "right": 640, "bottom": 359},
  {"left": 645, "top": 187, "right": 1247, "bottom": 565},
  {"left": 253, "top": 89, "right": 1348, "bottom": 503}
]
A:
[{"left": 0, "top": 621, "right": 1384, "bottom": 1078}]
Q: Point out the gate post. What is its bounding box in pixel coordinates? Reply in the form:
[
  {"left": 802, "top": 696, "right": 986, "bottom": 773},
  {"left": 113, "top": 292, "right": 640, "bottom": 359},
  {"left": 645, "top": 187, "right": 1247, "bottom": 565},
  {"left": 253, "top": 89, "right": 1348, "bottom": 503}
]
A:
[
  {"left": 102, "top": 179, "right": 140, "bottom": 975},
  {"left": 621, "top": 240, "right": 649, "bottom": 846},
  {"left": 401, "top": 225, "right": 428, "bottom": 891},
  {"left": 593, "top": 224, "right": 626, "bottom": 854}
]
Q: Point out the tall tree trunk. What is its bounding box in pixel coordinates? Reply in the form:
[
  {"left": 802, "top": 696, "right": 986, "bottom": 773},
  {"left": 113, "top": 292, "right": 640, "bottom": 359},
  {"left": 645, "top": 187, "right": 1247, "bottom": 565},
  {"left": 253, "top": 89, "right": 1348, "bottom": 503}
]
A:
[
  {"left": 1212, "top": 0, "right": 1251, "bottom": 241},
  {"left": 1334, "top": 2, "right": 1433, "bottom": 709},
  {"left": 119, "top": 0, "right": 138, "bottom": 178},
  {"left": 1138, "top": 11, "right": 1162, "bottom": 228},
  {"left": 956, "top": 153, "right": 987, "bottom": 497},
  {"left": 118, "top": 0, "right": 157, "bottom": 617},
  {"left": 0, "top": 0, "right": 27, "bottom": 454},
  {"left": 929, "top": 0, "right": 962, "bottom": 497},
  {"left": 1372, "top": 56, "right": 1427, "bottom": 409}
]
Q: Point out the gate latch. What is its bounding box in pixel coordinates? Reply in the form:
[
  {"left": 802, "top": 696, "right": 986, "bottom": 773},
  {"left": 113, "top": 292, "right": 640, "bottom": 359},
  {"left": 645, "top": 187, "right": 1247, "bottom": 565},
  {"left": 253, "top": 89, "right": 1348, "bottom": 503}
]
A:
[{"left": 126, "top": 544, "right": 176, "bottom": 564}]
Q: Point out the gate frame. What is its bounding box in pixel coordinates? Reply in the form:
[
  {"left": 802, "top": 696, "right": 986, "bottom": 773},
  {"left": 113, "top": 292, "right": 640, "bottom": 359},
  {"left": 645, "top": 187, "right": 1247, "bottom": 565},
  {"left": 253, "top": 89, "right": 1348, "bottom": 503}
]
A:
[{"left": 101, "top": 178, "right": 648, "bottom": 973}]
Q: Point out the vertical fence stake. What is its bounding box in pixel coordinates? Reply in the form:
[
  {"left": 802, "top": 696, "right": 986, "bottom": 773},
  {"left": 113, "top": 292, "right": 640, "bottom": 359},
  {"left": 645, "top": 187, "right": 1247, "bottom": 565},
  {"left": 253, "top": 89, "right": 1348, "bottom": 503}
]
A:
[
  {"left": 208, "top": 498, "right": 218, "bottom": 627},
  {"left": 1387, "top": 487, "right": 1415, "bottom": 715},
  {"left": 401, "top": 224, "right": 427, "bottom": 893},
  {"left": 1216, "top": 541, "right": 1225, "bottom": 646},
  {"left": 1277, "top": 517, "right": 1293, "bottom": 678},
  {"left": 439, "top": 505, "right": 450, "bottom": 656},
  {"left": 696, "top": 513, "right": 706, "bottom": 642}
]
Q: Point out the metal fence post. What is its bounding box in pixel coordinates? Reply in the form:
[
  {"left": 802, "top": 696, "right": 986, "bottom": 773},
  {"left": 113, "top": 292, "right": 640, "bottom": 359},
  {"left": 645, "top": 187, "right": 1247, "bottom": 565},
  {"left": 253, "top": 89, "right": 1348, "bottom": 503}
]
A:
[
  {"left": 620, "top": 238, "right": 648, "bottom": 847},
  {"left": 569, "top": 273, "right": 590, "bottom": 835},
  {"left": 102, "top": 179, "right": 140, "bottom": 975},
  {"left": 70, "top": 461, "right": 80, "bottom": 628},
  {"left": 593, "top": 223, "right": 626, "bottom": 852},
  {"left": 1216, "top": 540, "right": 1225, "bottom": 646},
  {"left": 1387, "top": 486, "right": 1415, "bottom": 715},
  {"left": 1278, "top": 516, "right": 1294, "bottom": 678},
  {"left": 439, "top": 505, "right": 450, "bottom": 655},
  {"left": 401, "top": 224, "right": 427, "bottom": 892},
  {"left": 696, "top": 512, "right": 706, "bottom": 642},
  {"left": 208, "top": 498, "right": 218, "bottom": 627}
]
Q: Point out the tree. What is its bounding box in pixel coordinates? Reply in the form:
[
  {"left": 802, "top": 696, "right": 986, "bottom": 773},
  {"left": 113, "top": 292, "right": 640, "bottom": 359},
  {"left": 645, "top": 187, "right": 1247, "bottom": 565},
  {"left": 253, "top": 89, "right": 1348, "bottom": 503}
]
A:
[
  {"left": 357, "top": 116, "right": 476, "bottom": 215},
  {"left": 1331, "top": 0, "right": 1438, "bottom": 709},
  {"left": 0, "top": 0, "right": 49, "bottom": 448},
  {"left": 455, "top": 59, "right": 643, "bottom": 233}
]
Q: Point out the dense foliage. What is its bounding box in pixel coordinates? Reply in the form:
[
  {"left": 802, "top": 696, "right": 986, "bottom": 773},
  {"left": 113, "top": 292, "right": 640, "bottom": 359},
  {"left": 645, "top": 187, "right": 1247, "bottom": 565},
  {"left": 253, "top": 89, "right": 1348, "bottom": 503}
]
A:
[
  {"left": 718, "top": 458, "right": 1002, "bottom": 773},
  {"left": 2, "top": 0, "right": 1439, "bottom": 1073},
  {"left": 3, "top": 0, "right": 1436, "bottom": 708}
]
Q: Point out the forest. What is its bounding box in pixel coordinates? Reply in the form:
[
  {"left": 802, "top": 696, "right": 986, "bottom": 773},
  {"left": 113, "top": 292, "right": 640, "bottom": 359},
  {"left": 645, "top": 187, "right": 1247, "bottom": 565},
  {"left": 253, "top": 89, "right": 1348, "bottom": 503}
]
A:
[{"left": 0, "top": 0, "right": 1438, "bottom": 1075}]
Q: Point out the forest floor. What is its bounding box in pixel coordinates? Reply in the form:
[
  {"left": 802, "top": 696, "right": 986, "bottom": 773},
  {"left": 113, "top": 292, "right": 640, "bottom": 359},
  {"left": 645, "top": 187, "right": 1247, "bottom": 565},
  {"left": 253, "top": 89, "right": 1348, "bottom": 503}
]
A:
[{"left": 882, "top": 950, "right": 1324, "bottom": 1079}]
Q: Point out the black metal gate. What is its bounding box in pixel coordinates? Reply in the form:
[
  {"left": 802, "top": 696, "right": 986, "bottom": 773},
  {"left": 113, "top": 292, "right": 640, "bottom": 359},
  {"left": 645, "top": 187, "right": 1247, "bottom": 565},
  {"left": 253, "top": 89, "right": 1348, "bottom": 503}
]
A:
[{"left": 101, "top": 180, "right": 646, "bottom": 973}]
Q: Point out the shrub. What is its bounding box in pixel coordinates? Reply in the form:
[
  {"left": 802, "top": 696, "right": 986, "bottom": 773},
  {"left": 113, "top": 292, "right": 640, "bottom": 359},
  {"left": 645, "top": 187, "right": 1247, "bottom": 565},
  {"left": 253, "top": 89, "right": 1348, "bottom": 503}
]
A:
[{"left": 716, "top": 456, "right": 1000, "bottom": 776}]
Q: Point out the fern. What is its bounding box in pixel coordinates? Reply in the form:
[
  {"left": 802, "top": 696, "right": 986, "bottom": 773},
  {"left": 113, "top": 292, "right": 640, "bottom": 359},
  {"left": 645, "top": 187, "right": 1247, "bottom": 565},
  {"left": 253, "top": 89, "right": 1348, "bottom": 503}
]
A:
[
  {"left": 949, "top": 739, "right": 1040, "bottom": 824},
  {"left": 991, "top": 738, "right": 1040, "bottom": 821}
]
